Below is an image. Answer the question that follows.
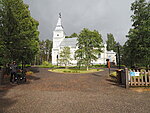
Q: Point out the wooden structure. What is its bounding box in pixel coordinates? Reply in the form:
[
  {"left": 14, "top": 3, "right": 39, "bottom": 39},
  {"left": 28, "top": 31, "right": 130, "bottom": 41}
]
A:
[{"left": 125, "top": 68, "right": 150, "bottom": 88}]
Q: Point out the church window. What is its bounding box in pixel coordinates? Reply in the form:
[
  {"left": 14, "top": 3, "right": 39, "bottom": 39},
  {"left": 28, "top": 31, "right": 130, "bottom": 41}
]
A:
[{"left": 98, "top": 53, "right": 101, "bottom": 58}]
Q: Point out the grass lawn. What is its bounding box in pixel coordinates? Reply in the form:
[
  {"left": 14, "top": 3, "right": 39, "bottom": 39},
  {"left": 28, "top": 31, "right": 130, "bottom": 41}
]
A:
[{"left": 48, "top": 68, "right": 104, "bottom": 74}]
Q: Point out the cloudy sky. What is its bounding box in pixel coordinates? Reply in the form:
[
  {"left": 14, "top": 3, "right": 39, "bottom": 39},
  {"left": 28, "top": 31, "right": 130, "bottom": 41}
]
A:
[{"left": 24, "top": 0, "right": 135, "bottom": 44}]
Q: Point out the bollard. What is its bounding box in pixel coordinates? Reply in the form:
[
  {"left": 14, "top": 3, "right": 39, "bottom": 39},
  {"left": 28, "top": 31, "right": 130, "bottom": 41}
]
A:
[
  {"left": 0, "top": 68, "right": 5, "bottom": 85},
  {"left": 0, "top": 70, "right": 2, "bottom": 85},
  {"left": 125, "top": 68, "right": 129, "bottom": 89},
  {"left": 116, "top": 69, "right": 122, "bottom": 84}
]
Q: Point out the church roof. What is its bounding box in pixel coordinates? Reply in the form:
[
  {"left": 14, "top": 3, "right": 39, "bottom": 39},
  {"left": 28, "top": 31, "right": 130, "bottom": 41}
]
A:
[{"left": 60, "top": 37, "right": 77, "bottom": 47}]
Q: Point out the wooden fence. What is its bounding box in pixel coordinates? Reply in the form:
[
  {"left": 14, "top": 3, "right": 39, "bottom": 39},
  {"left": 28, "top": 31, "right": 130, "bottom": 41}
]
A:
[{"left": 124, "top": 68, "right": 150, "bottom": 88}]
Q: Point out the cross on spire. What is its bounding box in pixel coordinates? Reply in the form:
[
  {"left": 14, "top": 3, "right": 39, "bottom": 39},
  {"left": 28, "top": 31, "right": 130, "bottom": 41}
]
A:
[
  {"left": 55, "top": 13, "right": 63, "bottom": 31},
  {"left": 59, "top": 12, "right": 61, "bottom": 18}
]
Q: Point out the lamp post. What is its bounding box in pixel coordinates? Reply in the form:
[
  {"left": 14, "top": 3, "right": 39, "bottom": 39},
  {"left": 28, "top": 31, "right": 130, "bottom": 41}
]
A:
[
  {"left": 116, "top": 42, "right": 121, "bottom": 69},
  {"left": 57, "top": 55, "right": 58, "bottom": 66},
  {"left": 22, "top": 47, "right": 27, "bottom": 70}
]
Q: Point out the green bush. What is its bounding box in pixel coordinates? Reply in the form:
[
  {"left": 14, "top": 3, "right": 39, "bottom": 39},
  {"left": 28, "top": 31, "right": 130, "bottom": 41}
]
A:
[
  {"left": 50, "top": 68, "right": 104, "bottom": 74},
  {"left": 38, "top": 61, "right": 54, "bottom": 68},
  {"left": 77, "top": 64, "right": 107, "bottom": 68},
  {"left": 89, "top": 64, "right": 100, "bottom": 68},
  {"left": 42, "top": 61, "right": 49, "bottom": 66},
  {"left": 109, "top": 72, "right": 117, "bottom": 78}
]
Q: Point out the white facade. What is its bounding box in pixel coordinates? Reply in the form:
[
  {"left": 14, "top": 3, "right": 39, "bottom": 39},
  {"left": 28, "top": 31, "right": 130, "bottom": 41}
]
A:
[{"left": 52, "top": 15, "right": 116, "bottom": 65}]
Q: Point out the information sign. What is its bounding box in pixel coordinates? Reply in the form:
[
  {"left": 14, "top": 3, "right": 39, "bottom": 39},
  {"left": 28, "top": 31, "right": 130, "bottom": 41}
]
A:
[{"left": 129, "top": 72, "right": 140, "bottom": 76}]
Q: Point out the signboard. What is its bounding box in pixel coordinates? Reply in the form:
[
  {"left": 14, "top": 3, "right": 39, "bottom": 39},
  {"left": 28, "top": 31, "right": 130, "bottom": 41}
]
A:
[{"left": 129, "top": 72, "right": 140, "bottom": 76}]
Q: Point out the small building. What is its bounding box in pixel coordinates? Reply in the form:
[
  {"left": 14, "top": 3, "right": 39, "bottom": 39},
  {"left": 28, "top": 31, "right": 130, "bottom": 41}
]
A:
[{"left": 52, "top": 14, "right": 116, "bottom": 66}]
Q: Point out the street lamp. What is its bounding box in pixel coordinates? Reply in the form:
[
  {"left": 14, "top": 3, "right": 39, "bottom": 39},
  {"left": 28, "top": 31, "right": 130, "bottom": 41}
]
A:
[
  {"left": 116, "top": 42, "right": 121, "bottom": 69},
  {"left": 22, "top": 47, "right": 27, "bottom": 70},
  {"left": 57, "top": 55, "right": 58, "bottom": 66}
]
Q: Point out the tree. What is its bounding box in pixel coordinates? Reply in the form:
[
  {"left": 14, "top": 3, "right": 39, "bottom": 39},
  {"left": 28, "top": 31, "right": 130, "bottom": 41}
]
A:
[
  {"left": 37, "top": 39, "right": 53, "bottom": 64},
  {"left": 65, "top": 33, "right": 78, "bottom": 38},
  {"left": 70, "top": 33, "right": 78, "bottom": 37},
  {"left": 59, "top": 47, "right": 72, "bottom": 68},
  {"left": 0, "top": 0, "right": 39, "bottom": 65},
  {"left": 45, "top": 39, "right": 53, "bottom": 62},
  {"left": 121, "top": 41, "right": 132, "bottom": 66},
  {"left": 75, "top": 28, "right": 103, "bottom": 70},
  {"left": 37, "top": 40, "right": 45, "bottom": 64},
  {"left": 123, "top": 0, "right": 150, "bottom": 67},
  {"left": 106, "top": 33, "right": 117, "bottom": 52}
]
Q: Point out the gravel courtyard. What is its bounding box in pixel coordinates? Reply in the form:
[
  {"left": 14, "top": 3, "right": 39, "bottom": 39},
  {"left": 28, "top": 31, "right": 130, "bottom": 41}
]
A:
[{"left": 0, "top": 68, "right": 150, "bottom": 113}]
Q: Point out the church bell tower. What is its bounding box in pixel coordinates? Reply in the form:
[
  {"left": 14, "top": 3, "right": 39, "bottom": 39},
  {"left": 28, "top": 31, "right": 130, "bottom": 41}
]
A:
[
  {"left": 52, "top": 13, "right": 65, "bottom": 48},
  {"left": 52, "top": 13, "right": 65, "bottom": 65}
]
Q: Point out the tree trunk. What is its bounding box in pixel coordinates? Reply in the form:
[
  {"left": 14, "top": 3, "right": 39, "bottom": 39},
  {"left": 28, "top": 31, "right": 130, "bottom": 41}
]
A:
[
  {"left": 86, "top": 61, "right": 89, "bottom": 71},
  {"left": 34, "top": 56, "right": 36, "bottom": 66},
  {"left": 47, "top": 52, "right": 49, "bottom": 62},
  {"left": 86, "top": 66, "right": 89, "bottom": 71},
  {"left": 65, "top": 64, "right": 67, "bottom": 69}
]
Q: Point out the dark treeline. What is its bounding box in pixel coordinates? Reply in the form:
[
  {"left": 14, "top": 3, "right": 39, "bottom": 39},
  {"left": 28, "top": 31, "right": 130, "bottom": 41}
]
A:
[
  {"left": 122, "top": 0, "right": 150, "bottom": 68},
  {"left": 35, "top": 39, "right": 53, "bottom": 65}
]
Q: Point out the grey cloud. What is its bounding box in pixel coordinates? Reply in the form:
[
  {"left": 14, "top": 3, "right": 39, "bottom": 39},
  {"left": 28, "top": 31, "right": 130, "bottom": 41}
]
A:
[{"left": 24, "top": 0, "right": 135, "bottom": 44}]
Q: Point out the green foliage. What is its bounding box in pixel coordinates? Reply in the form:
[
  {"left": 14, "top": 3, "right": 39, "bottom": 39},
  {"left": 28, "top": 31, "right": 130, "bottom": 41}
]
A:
[
  {"left": 65, "top": 33, "right": 78, "bottom": 38},
  {"left": 115, "top": 43, "right": 124, "bottom": 66},
  {"left": 59, "top": 47, "right": 72, "bottom": 67},
  {"left": 89, "top": 64, "right": 107, "bottom": 68},
  {"left": 49, "top": 68, "right": 104, "bottom": 73},
  {"left": 38, "top": 61, "right": 54, "bottom": 68},
  {"left": 45, "top": 39, "right": 53, "bottom": 61},
  {"left": 109, "top": 71, "right": 117, "bottom": 80},
  {"left": 0, "top": 0, "right": 40, "bottom": 65},
  {"left": 106, "top": 33, "right": 117, "bottom": 52},
  {"left": 35, "top": 39, "right": 53, "bottom": 65},
  {"left": 42, "top": 61, "right": 49, "bottom": 66},
  {"left": 75, "top": 28, "right": 103, "bottom": 70},
  {"left": 110, "top": 72, "right": 117, "bottom": 77},
  {"left": 123, "top": 0, "right": 150, "bottom": 67}
]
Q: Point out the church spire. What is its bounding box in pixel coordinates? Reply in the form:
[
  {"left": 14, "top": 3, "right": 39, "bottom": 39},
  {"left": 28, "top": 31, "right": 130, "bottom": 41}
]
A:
[
  {"left": 59, "top": 12, "right": 61, "bottom": 18},
  {"left": 55, "top": 13, "right": 63, "bottom": 31}
]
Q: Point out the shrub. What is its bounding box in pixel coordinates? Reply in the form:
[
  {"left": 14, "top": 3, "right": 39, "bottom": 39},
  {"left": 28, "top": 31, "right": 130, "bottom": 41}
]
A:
[
  {"left": 109, "top": 72, "right": 117, "bottom": 79},
  {"left": 38, "top": 61, "right": 54, "bottom": 68},
  {"left": 97, "top": 69, "right": 100, "bottom": 71},
  {"left": 42, "top": 61, "right": 49, "bottom": 66},
  {"left": 26, "top": 71, "right": 33, "bottom": 76}
]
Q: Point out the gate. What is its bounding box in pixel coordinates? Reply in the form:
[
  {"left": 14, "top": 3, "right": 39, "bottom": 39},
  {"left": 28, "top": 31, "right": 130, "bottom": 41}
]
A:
[{"left": 124, "top": 68, "right": 150, "bottom": 88}]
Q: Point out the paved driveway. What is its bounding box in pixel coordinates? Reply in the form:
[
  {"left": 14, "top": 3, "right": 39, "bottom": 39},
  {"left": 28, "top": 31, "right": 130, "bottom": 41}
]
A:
[{"left": 0, "top": 68, "right": 150, "bottom": 113}]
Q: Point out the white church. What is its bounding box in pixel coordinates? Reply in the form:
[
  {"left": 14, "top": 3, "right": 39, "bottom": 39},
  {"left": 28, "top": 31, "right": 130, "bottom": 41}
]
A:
[{"left": 52, "top": 14, "right": 116, "bottom": 66}]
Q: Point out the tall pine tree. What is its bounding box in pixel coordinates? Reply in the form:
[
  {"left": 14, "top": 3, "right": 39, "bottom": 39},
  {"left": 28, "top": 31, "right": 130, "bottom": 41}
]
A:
[
  {"left": 0, "top": 0, "right": 39, "bottom": 65},
  {"left": 106, "top": 33, "right": 117, "bottom": 52},
  {"left": 124, "top": 0, "right": 150, "bottom": 67}
]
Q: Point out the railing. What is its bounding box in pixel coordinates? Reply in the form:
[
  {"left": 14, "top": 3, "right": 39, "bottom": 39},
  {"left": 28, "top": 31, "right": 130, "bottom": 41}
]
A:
[
  {"left": 116, "top": 68, "right": 150, "bottom": 88},
  {"left": 128, "top": 69, "right": 150, "bottom": 86},
  {"left": 124, "top": 68, "right": 150, "bottom": 88}
]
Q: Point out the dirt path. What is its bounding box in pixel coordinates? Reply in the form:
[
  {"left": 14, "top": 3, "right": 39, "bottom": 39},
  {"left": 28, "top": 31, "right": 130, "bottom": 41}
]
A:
[{"left": 0, "top": 68, "right": 150, "bottom": 113}]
